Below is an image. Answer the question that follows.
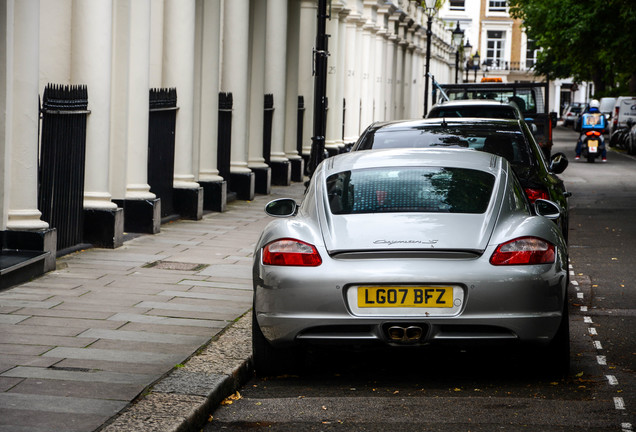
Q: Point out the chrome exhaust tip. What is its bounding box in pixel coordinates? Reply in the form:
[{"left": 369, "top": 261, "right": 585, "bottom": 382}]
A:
[{"left": 387, "top": 325, "right": 423, "bottom": 343}]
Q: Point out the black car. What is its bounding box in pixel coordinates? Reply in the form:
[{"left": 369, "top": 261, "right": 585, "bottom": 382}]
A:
[{"left": 351, "top": 118, "right": 571, "bottom": 240}]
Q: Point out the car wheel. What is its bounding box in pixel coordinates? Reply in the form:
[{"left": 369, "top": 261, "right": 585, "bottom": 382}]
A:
[
  {"left": 545, "top": 300, "right": 571, "bottom": 377},
  {"left": 609, "top": 133, "right": 618, "bottom": 148},
  {"left": 252, "top": 308, "right": 301, "bottom": 377},
  {"left": 629, "top": 135, "right": 636, "bottom": 155}
]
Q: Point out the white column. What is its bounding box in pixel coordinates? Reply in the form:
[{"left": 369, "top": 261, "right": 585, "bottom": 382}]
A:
[
  {"left": 6, "top": 0, "right": 48, "bottom": 230},
  {"left": 248, "top": 0, "right": 267, "bottom": 170},
  {"left": 325, "top": 1, "right": 344, "bottom": 152},
  {"left": 163, "top": 0, "right": 199, "bottom": 188},
  {"left": 374, "top": 7, "right": 388, "bottom": 122},
  {"left": 110, "top": 0, "right": 155, "bottom": 200},
  {"left": 395, "top": 21, "right": 406, "bottom": 119},
  {"left": 149, "top": 0, "right": 164, "bottom": 88},
  {"left": 553, "top": 82, "right": 562, "bottom": 114},
  {"left": 222, "top": 0, "right": 251, "bottom": 174},
  {"left": 403, "top": 26, "right": 414, "bottom": 119},
  {"left": 298, "top": 0, "right": 316, "bottom": 157},
  {"left": 72, "top": 0, "right": 117, "bottom": 210},
  {"left": 343, "top": 11, "right": 360, "bottom": 143},
  {"left": 266, "top": 0, "right": 290, "bottom": 162},
  {"left": 385, "top": 22, "right": 397, "bottom": 121},
  {"left": 359, "top": 3, "right": 376, "bottom": 131},
  {"left": 283, "top": 0, "right": 301, "bottom": 162},
  {"left": 196, "top": 0, "right": 222, "bottom": 182}
]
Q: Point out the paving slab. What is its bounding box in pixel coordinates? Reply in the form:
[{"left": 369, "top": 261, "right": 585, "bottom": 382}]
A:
[{"left": 2, "top": 366, "right": 157, "bottom": 385}]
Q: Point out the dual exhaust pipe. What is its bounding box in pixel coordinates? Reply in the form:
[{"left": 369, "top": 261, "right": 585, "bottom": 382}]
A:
[{"left": 387, "top": 325, "right": 424, "bottom": 343}]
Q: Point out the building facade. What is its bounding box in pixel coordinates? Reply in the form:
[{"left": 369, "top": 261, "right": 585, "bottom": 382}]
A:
[{"left": 1, "top": 0, "right": 459, "bottom": 285}]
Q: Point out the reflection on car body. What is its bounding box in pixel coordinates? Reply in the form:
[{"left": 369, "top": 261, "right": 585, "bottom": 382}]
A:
[{"left": 252, "top": 149, "right": 570, "bottom": 378}]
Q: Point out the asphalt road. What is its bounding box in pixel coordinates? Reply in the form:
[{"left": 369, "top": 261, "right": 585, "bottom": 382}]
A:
[{"left": 203, "top": 126, "right": 635, "bottom": 431}]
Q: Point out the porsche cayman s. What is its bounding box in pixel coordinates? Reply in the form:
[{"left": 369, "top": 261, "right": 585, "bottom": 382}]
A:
[{"left": 252, "top": 148, "right": 569, "bottom": 376}]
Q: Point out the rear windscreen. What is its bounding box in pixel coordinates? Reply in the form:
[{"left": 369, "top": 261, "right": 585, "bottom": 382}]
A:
[
  {"left": 445, "top": 89, "right": 539, "bottom": 114},
  {"left": 428, "top": 106, "right": 518, "bottom": 119},
  {"left": 354, "top": 124, "right": 532, "bottom": 167},
  {"left": 326, "top": 167, "right": 495, "bottom": 215}
]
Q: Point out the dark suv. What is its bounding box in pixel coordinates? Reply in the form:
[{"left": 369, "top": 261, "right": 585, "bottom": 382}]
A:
[{"left": 351, "top": 118, "right": 571, "bottom": 240}]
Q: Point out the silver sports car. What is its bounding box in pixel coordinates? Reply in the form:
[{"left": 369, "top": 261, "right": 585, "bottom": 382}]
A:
[{"left": 252, "top": 148, "right": 569, "bottom": 376}]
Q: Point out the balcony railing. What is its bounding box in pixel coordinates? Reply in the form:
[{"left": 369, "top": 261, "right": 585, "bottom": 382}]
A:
[{"left": 481, "top": 60, "right": 537, "bottom": 72}]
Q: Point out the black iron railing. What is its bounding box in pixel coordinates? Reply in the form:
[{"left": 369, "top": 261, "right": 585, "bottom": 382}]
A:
[
  {"left": 217, "top": 92, "right": 233, "bottom": 186},
  {"left": 148, "top": 88, "right": 178, "bottom": 218},
  {"left": 263, "top": 94, "right": 274, "bottom": 164},
  {"left": 39, "top": 84, "right": 89, "bottom": 251}
]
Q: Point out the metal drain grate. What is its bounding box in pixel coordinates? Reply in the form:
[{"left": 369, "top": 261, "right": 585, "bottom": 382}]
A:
[{"left": 144, "top": 261, "right": 208, "bottom": 271}]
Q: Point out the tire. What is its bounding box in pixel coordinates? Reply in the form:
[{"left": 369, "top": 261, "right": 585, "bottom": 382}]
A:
[
  {"left": 252, "top": 308, "right": 301, "bottom": 377},
  {"left": 587, "top": 155, "right": 595, "bottom": 163},
  {"left": 545, "top": 301, "right": 571, "bottom": 378},
  {"left": 628, "top": 135, "right": 636, "bottom": 155}
]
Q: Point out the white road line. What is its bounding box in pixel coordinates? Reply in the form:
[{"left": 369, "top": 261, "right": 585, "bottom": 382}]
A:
[
  {"left": 606, "top": 375, "right": 619, "bottom": 385},
  {"left": 614, "top": 397, "right": 626, "bottom": 410},
  {"left": 571, "top": 280, "right": 579, "bottom": 286},
  {"left": 581, "top": 305, "right": 588, "bottom": 312},
  {"left": 570, "top": 270, "right": 575, "bottom": 276},
  {"left": 597, "top": 355, "right": 607, "bottom": 365},
  {"left": 622, "top": 423, "right": 632, "bottom": 430},
  {"left": 589, "top": 327, "right": 598, "bottom": 335},
  {"left": 577, "top": 292, "right": 584, "bottom": 299},
  {"left": 584, "top": 316, "right": 593, "bottom": 323},
  {"left": 593, "top": 340, "right": 603, "bottom": 349}
]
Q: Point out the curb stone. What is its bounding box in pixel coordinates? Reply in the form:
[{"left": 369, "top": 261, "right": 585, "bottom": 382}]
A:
[{"left": 99, "top": 312, "right": 254, "bottom": 432}]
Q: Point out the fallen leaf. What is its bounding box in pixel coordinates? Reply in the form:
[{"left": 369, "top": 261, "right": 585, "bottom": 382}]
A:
[
  {"left": 575, "top": 371, "right": 584, "bottom": 377},
  {"left": 322, "top": 405, "right": 328, "bottom": 410},
  {"left": 550, "top": 382, "right": 559, "bottom": 386}
]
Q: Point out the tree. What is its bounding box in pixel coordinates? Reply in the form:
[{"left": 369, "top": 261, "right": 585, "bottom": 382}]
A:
[{"left": 509, "top": 0, "right": 636, "bottom": 95}]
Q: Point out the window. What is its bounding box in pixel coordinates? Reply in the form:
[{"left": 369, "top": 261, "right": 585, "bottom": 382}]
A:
[
  {"left": 449, "top": 0, "right": 465, "bottom": 10},
  {"left": 486, "top": 30, "right": 505, "bottom": 67},
  {"left": 526, "top": 39, "right": 538, "bottom": 69},
  {"left": 489, "top": 1, "right": 508, "bottom": 12},
  {"left": 326, "top": 167, "right": 495, "bottom": 215}
]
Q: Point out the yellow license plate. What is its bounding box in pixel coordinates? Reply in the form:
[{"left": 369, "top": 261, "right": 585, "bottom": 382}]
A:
[
  {"left": 357, "top": 286, "right": 453, "bottom": 308},
  {"left": 588, "top": 140, "right": 598, "bottom": 153}
]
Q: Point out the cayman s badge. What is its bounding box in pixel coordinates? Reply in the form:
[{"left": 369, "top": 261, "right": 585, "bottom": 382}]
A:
[{"left": 374, "top": 239, "right": 439, "bottom": 247}]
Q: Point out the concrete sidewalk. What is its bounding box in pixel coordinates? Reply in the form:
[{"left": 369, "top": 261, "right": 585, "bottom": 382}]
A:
[{"left": 0, "top": 182, "right": 306, "bottom": 432}]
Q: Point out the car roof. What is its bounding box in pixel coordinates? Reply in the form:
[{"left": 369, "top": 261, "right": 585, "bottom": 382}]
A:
[
  {"left": 364, "top": 117, "right": 523, "bottom": 132},
  {"left": 319, "top": 148, "right": 501, "bottom": 177}
]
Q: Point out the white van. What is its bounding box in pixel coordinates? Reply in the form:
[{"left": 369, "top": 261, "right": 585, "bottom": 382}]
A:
[
  {"left": 599, "top": 97, "right": 616, "bottom": 120},
  {"left": 609, "top": 96, "right": 636, "bottom": 135}
]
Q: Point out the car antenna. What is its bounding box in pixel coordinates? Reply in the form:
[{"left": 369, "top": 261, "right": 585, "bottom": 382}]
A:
[{"left": 441, "top": 117, "right": 448, "bottom": 127}]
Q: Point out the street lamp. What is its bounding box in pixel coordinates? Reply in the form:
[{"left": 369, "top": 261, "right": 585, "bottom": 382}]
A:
[
  {"left": 472, "top": 51, "right": 481, "bottom": 83},
  {"left": 463, "top": 39, "right": 472, "bottom": 82},
  {"left": 451, "top": 21, "right": 464, "bottom": 84},
  {"left": 422, "top": 0, "right": 438, "bottom": 117}
]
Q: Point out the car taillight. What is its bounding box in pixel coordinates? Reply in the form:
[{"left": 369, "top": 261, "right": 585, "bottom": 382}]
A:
[
  {"left": 524, "top": 188, "right": 549, "bottom": 203},
  {"left": 585, "top": 131, "right": 601, "bottom": 136},
  {"left": 262, "top": 239, "right": 322, "bottom": 266},
  {"left": 490, "top": 237, "right": 555, "bottom": 265}
]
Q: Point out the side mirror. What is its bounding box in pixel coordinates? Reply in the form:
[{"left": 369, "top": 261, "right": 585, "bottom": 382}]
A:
[
  {"left": 265, "top": 198, "right": 298, "bottom": 217},
  {"left": 549, "top": 152, "right": 569, "bottom": 174},
  {"left": 524, "top": 118, "right": 538, "bottom": 133},
  {"left": 534, "top": 199, "right": 561, "bottom": 220}
]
